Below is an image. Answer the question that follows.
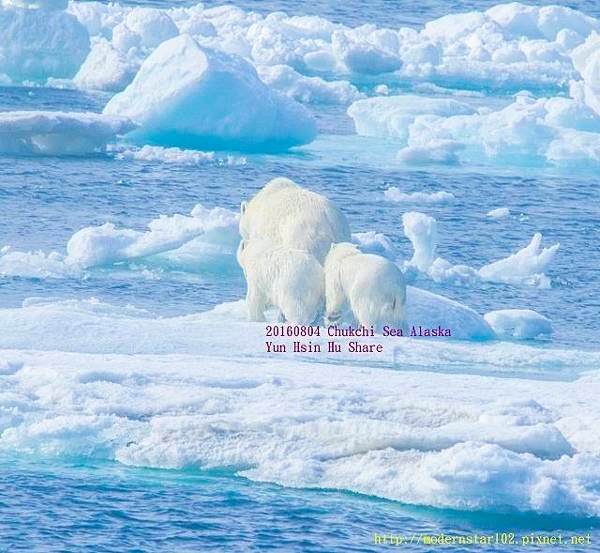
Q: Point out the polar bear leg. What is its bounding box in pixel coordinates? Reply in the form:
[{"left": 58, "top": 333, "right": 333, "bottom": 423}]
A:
[{"left": 246, "top": 281, "right": 267, "bottom": 322}]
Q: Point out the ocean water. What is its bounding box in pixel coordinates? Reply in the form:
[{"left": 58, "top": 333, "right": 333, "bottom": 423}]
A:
[{"left": 1, "top": 0, "right": 600, "bottom": 551}]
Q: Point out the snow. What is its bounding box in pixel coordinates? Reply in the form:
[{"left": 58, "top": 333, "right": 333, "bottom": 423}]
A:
[
  {"left": 484, "top": 309, "right": 553, "bottom": 340},
  {"left": 73, "top": 38, "right": 138, "bottom": 91},
  {"left": 0, "top": 301, "right": 599, "bottom": 514},
  {"left": 0, "top": 1, "right": 89, "bottom": 83},
  {"left": 103, "top": 35, "right": 317, "bottom": 151},
  {"left": 0, "top": 111, "right": 135, "bottom": 156}
]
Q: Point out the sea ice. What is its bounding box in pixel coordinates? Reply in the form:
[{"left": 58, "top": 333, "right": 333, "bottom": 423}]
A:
[
  {"left": 66, "top": 204, "right": 239, "bottom": 269},
  {"left": 484, "top": 309, "right": 553, "bottom": 340},
  {"left": 385, "top": 188, "right": 455, "bottom": 204},
  {"left": 479, "top": 233, "right": 560, "bottom": 286},
  {"left": 0, "top": 0, "right": 89, "bottom": 83},
  {"left": 257, "top": 64, "right": 363, "bottom": 104},
  {"left": 0, "top": 111, "right": 135, "bottom": 156},
  {"left": 103, "top": 34, "right": 317, "bottom": 151},
  {"left": 487, "top": 207, "right": 510, "bottom": 218}
]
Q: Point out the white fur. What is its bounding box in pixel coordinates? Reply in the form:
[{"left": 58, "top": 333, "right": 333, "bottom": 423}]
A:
[
  {"left": 324, "top": 242, "right": 406, "bottom": 330},
  {"left": 237, "top": 239, "right": 324, "bottom": 324},
  {"left": 239, "top": 177, "right": 351, "bottom": 264}
]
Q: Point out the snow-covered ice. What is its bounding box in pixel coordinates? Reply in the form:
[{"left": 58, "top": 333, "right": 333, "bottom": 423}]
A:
[{"left": 0, "top": 300, "right": 599, "bottom": 514}]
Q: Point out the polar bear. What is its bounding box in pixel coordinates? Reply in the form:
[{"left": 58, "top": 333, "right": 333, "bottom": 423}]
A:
[
  {"left": 237, "top": 239, "right": 324, "bottom": 324},
  {"left": 324, "top": 242, "right": 406, "bottom": 330},
  {"left": 239, "top": 177, "right": 351, "bottom": 264}
]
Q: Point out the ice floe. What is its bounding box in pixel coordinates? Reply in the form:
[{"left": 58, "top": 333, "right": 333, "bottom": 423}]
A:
[
  {"left": 0, "top": 203, "right": 240, "bottom": 278},
  {"left": 487, "top": 207, "right": 511, "bottom": 218},
  {"left": 385, "top": 187, "right": 455, "bottom": 204},
  {"left": 257, "top": 64, "right": 363, "bottom": 105},
  {"left": 103, "top": 34, "right": 317, "bottom": 151},
  {"left": 0, "top": 111, "right": 135, "bottom": 156},
  {"left": 484, "top": 309, "right": 553, "bottom": 340},
  {"left": 0, "top": 0, "right": 89, "bottom": 83},
  {"left": 1, "top": 318, "right": 599, "bottom": 514},
  {"left": 349, "top": 93, "right": 600, "bottom": 167},
  {"left": 111, "top": 145, "right": 247, "bottom": 167},
  {"left": 402, "top": 212, "right": 559, "bottom": 288}
]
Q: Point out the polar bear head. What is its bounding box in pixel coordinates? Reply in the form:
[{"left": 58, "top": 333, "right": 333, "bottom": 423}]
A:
[
  {"left": 239, "top": 177, "right": 298, "bottom": 240},
  {"left": 325, "top": 242, "right": 360, "bottom": 270}
]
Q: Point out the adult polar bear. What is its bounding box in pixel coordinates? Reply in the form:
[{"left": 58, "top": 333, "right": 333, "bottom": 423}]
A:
[{"left": 239, "top": 177, "right": 351, "bottom": 264}]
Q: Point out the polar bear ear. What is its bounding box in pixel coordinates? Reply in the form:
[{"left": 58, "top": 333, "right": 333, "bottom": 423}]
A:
[{"left": 240, "top": 201, "right": 247, "bottom": 215}]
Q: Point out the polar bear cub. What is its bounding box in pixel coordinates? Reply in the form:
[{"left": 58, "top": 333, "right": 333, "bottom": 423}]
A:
[
  {"left": 239, "top": 177, "right": 351, "bottom": 264},
  {"left": 324, "top": 242, "right": 406, "bottom": 330},
  {"left": 237, "top": 239, "right": 324, "bottom": 324}
]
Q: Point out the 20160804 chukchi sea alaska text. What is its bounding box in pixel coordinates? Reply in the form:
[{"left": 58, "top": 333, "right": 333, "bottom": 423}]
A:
[{"left": 264, "top": 324, "right": 452, "bottom": 353}]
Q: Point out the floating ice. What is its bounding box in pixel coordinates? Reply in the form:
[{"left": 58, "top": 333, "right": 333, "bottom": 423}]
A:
[
  {"left": 111, "top": 145, "right": 247, "bottom": 167},
  {"left": 402, "top": 212, "right": 437, "bottom": 272},
  {"left": 0, "top": 0, "right": 89, "bottom": 83},
  {"left": 350, "top": 93, "right": 600, "bottom": 167},
  {"left": 103, "top": 34, "right": 317, "bottom": 151},
  {"left": 487, "top": 207, "right": 510, "bottom": 218},
  {"left": 398, "top": 140, "right": 465, "bottom": 165},
  {"left": 1, "top": 323, "right": 600, "bottom": 514},
  {"left": 402, "top": 212, "right": 558, "bottom": 288},
  {"left": 479, "top": 233, "right": 560, "bottom": 287},
  {"left": 0, "top": 204, "right": 240, "bottom": 279},
  {"left": 484, "top": 309, "right": 553, "bottom": 340},
  {"left": 73, "top": 38, "right": 138, "bottom": 91},
  {"left": 348, "top": 95, "right": 475, "bottom": 143},
  {"left": 385, "top": 188, "right": 455, "bottom": 204},
  {"left": 352, "top": 231, "right": 396, "bottom": 258},
  {"left": 257, "top": 64, "right": 363, "bottom": 104},
  {"left": 406, "top": 286, "right": 494, "bottom": 340},
  {"left": 0, "top": 111, "right": 136, "bottom": 156},
  {"left": 66, "top": 204, "right": 239, "bottom": 269}
]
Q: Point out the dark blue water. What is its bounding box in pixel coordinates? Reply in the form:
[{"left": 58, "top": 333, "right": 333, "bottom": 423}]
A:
[
  {"left": 1, "top": 1, "right": 600, "bottom": 551},
  {"left": 1, "top": 455, "right": 598, "bottom": 552}
]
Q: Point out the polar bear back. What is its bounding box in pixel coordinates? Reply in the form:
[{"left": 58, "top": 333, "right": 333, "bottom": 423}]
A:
[{"left": 240, "top": 178, "right": 351, "bottom": 264}]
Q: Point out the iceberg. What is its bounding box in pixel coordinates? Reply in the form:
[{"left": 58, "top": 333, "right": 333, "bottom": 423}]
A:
[
  {"left": 0, "top": 1, "right": 89, "bottom": 83},
  {"left": 0, "top": 111, "right": 136, "bottom": 156},
  {"left": 103, "top": 34, "right": 317, "bottom": 151}
]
